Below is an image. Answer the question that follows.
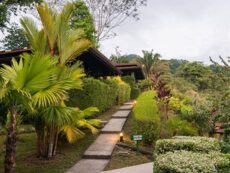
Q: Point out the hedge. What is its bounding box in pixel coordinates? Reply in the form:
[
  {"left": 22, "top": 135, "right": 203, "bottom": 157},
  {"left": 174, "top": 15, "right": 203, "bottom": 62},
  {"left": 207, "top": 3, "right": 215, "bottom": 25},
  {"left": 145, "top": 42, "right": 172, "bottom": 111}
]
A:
[
  {"left": 154, "top": 151, "right": 230, "bottom": 173},
  {"left": 155, "top": 136, "right": 220, "bottom": 155},
  {"left": 132, "top": 91, "right": 160, "bottom": 144},
  {"left": 122, "top": 75, "right": 140, "bottom": 99},
  {"left": 113, "top": 77, "right": 131, "bottom": 105},
  {"left": 68, "top": 78, "right": 115, "bottom": 112},
  {"left": 68, "top": 77, "right": 130, "bottom": 112}
]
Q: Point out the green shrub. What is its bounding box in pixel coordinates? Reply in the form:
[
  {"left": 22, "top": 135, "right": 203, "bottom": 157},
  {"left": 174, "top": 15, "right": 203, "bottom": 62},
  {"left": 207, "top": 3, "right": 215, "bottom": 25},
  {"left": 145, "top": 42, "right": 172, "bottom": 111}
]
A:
[
  {"left": 131, "top": 87, "right": 141, "bottom": 99},
  {"left": 113, "top": 77, "right": 131, "bottom": 105},
  {"left": 132, "top": 91, "right": 160, "bottom": 144},
  {"left": 68, "top": 78, "right": 118, "bottom": 112},
  {"left": 165, "top": 117, "right": 198, "bottom": 136},
  {"left": 122, "top": 75, "right": 140, "bottom": 99},
  {"left": 154, "top": 151, "right": 230, "bottom": 173},
  {"left": 221, "top": 128, "right": 230, "bottom": 153},
  {"left": 101, "top": 78, "right": 119, "bottom": 108},
  {"left": 68, "top": 77, "right": 130, "bottom": 112},
  {"left": 137, "top": 79, "right": 152, "bottom": 91},
  {"left": 155, "top": 136, "right": 220, "bottom": 155}
]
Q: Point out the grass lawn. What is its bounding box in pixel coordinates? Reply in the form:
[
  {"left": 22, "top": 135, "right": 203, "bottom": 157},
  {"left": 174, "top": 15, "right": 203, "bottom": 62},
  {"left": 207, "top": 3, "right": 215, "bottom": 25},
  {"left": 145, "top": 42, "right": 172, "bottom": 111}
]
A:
[
  {"left": 0, "top": 106, "right": 120, "bottom": 173},
  {"left": 105, "top": 147, "right": 151, "bottom": 170},
  {"left": 0, "top": 132, "right": 97, "bottom": 173}
]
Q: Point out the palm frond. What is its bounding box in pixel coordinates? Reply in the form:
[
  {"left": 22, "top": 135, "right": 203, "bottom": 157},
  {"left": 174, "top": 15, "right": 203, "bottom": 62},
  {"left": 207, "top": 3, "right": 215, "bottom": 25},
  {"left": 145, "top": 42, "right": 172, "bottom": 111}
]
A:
[
  {"left": 36, "top": 3, "right": 57, "bottom": 51},
  {"left": 62, "top": 124, "right": 85, "bottom": 143},
  {"left": 41, "top": 106, "right": 74, "bottom": 128}
]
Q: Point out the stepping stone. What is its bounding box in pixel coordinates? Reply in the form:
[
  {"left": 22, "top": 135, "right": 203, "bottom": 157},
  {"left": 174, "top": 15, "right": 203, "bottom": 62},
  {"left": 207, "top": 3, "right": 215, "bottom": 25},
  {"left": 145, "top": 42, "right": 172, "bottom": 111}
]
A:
[
  {"left": 100, "top": 162, "right": 153, "bottom": 173},
  {"left": 66, "top": 159, "right": 109, "bottom": 173},
  {"left": 119, "top": 104, "right": 133, "bottom": 110},
  {"left": 111, "top": 110, "right": 131, "bottom": 118},
  {"left": 83, "top": 134, "right": 118, "bottom": 159},
  {"left": 101, "top": 119, "right": 127, "bottom": 133}
]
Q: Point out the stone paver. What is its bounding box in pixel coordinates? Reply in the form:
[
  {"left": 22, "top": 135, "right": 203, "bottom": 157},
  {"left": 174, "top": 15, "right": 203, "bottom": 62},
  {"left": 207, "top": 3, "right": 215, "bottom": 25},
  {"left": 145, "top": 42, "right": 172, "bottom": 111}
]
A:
[
  {"left": 66, "top": 159, "right": 109, "bottom": 173},
  {"left": 119, "top": 104, "right": 133, "bottom": 110},
  {"left": 65, "top": 101, "right": 135, "bottom": 173},
  {"left": 101, "top": 118, "right": 127, "bottom": 133},
  {"left": 100, "top": 162, "right": 153, "bottom": 173},
  {"left": 111, "top": 110, "right": 131, "bottom": 118},
  {"left": 83, "top": 134, "right": 118, "bottom": 159}
]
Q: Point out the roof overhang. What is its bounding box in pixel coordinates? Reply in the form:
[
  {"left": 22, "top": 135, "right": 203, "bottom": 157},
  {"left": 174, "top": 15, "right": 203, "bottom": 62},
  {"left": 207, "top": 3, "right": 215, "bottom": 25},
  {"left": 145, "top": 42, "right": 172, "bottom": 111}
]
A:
[{"left": 115, "top": 63, "right": 145, "bottom": 80}]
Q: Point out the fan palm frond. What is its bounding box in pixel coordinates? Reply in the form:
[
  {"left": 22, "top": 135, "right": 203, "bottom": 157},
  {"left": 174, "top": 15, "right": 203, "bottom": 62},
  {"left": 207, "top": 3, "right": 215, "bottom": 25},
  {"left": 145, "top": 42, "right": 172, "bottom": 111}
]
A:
[
  {"left": 41, "top": 106, "right": 74, "bottom": 128},
  {"left": 62, "top": 124, "right": 85, "bottom": 143}
]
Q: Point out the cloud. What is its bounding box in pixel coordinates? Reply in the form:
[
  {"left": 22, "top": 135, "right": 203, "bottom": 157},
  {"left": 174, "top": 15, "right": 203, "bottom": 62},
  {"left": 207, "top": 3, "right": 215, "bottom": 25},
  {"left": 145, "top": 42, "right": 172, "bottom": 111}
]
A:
[{"left": 100, "top": 0, "right": 230, "bottom": 64}]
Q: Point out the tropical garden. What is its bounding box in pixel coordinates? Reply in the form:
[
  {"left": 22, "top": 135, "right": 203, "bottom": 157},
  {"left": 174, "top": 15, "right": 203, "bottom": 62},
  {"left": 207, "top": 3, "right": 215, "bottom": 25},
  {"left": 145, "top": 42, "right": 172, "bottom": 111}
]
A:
[{"left": 0, "top": 0, "right": 230, "bottom": 173}]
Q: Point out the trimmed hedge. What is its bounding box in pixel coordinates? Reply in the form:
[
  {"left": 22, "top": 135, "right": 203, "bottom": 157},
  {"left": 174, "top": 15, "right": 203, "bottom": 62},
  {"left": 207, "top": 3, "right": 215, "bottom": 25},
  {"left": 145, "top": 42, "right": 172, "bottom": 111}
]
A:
[
  {"left": 132, "top": 91, "right": 160, "bottom": 144},
  {"left": 122, "top": 75, "right": 140, "bottom": 99},
  {"left": 154, "top": 151, "right": 230, "bottom": 173},
  {"left": 154, "top": 136, "right": 230, "bottom": 173},
  {"left": 68, "top": 77, "right": 130, "bottom": 112},
  {"left": 68, "top": 78, "right": 116, "bottom": 112},
  {"left": 155, "top": 136, "right": 220, "bottom": 155},
  {"left": 113, "top": 77, "right": 131, "bottom": 105}
]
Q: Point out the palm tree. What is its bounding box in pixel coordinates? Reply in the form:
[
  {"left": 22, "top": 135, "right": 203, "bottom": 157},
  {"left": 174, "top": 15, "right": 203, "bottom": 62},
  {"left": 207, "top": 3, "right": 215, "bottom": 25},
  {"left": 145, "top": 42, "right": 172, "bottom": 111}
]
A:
[
  {"left": 137, "top": 50, "right": 161, "bottom": 78},
  {"left": 0, "top": 53, "right": 63, "bottom": 173},
  {"left": 20, "top": 3, "right": 99, "bottom": 159}
]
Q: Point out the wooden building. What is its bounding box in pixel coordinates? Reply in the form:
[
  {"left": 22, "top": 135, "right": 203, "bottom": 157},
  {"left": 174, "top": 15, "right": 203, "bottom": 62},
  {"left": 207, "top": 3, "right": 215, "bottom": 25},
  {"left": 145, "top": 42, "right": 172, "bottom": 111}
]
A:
[{"left": 0, "top": 47, "right": 145, "bottom": 80}]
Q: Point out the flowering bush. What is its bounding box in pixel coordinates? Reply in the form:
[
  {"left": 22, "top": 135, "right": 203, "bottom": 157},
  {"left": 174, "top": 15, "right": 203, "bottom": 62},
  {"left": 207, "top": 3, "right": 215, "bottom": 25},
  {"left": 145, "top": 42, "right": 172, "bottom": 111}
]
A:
[
  {"left": 154, "top": 151, "right": 230, "bottom": 173},
  {"left": 155, "top": 136, "right": 220, "bottom": 155}
]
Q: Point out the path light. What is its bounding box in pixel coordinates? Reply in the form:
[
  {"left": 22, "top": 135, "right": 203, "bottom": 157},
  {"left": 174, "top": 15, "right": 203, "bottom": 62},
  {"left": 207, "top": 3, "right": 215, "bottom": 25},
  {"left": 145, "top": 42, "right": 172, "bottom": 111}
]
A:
[{"left": 120, "top": 132, "right": 123, "bottom": 142}]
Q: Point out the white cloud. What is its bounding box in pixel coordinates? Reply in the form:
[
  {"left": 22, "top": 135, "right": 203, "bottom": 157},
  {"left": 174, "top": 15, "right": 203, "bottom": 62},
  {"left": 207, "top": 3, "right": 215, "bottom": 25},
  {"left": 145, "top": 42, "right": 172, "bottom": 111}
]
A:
[{"left": 100, "top": 0, "right": 230, "bottom": 64}]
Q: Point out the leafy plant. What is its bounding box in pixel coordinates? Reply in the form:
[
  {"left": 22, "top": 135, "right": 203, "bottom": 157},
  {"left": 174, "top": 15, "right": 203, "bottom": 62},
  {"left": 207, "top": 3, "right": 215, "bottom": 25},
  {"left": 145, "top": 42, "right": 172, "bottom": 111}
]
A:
[{"left": 165, "top": 117, "right": 198, "bottom": 137}]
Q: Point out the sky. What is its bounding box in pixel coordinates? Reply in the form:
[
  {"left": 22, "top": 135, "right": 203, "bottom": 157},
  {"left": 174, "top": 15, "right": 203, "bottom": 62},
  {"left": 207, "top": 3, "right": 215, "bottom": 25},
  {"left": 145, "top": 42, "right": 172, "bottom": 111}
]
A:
[
  {"left": 100, "top": 0, "right": 230, "bottom": 64},
  {"left": 1, "top": 0, "right": 230, "bottom": 64}
]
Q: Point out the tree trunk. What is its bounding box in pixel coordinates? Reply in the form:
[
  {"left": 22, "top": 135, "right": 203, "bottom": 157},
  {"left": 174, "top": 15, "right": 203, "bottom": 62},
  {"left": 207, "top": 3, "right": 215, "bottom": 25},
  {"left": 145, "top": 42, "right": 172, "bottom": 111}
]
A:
[{"left": 4, "top": 107, "right": 17, "bottom": 173}]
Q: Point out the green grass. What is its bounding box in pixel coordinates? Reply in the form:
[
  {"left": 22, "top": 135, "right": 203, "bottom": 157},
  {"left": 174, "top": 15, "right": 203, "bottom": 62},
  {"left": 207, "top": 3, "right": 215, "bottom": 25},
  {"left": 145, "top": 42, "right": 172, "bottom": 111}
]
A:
[
  {"left": 133, "top": 91, "right": 160, "bottom": 122},
  {"left": 131, "top": 91, "right": 161, "bottom": 145},
  {"left": 105, "top": 147, "right": 151, "bottom": 170},
  {"left": 0, "top": 105, "right": 121, "bottom": 173},
  {"left": 0, "top": 133, "right": 97, "bottom": 173}
]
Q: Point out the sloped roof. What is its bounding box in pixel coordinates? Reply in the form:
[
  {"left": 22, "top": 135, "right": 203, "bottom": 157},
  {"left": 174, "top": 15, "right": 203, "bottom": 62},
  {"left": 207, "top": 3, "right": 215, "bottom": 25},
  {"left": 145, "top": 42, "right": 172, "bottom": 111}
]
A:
[{"left": 0, "top": 47, "right": 121, "bottom": 77}]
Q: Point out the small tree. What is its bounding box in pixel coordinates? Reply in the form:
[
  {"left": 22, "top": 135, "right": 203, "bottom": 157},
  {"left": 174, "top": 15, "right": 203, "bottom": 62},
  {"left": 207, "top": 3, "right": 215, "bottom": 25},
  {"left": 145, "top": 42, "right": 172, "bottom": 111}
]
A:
[{"left": 20, "top": 2, "right": 99, "bottom": 159}]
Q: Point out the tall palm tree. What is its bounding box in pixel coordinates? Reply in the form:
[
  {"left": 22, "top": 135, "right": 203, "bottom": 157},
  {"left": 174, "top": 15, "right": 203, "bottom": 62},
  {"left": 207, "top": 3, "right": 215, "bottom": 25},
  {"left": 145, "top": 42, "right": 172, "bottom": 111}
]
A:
[
  {"left": 137, "top": 50, "right": 161, "bottom": 78},
  {"left": 20, "top": 3, "right": 99, "bottom": 159},
  {"left": 0, "top": 53, "right": 64, "bottom": 173}
]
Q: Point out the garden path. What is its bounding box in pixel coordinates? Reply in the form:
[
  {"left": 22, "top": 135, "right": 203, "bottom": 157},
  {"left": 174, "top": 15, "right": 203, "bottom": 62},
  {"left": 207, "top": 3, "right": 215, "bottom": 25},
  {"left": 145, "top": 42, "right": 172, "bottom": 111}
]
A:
[{"left": 65, "top": 101, "right": 135, "bottom": 173}]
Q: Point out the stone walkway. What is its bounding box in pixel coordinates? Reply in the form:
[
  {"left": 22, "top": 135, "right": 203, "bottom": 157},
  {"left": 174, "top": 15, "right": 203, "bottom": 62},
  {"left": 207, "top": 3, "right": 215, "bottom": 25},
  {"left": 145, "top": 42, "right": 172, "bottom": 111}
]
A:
[
  {"left": 100, "top": 163, "right": 153, "bottom": 173},
  {"left": 65, "top": 101, "right": 134, "bottom": 173}
]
